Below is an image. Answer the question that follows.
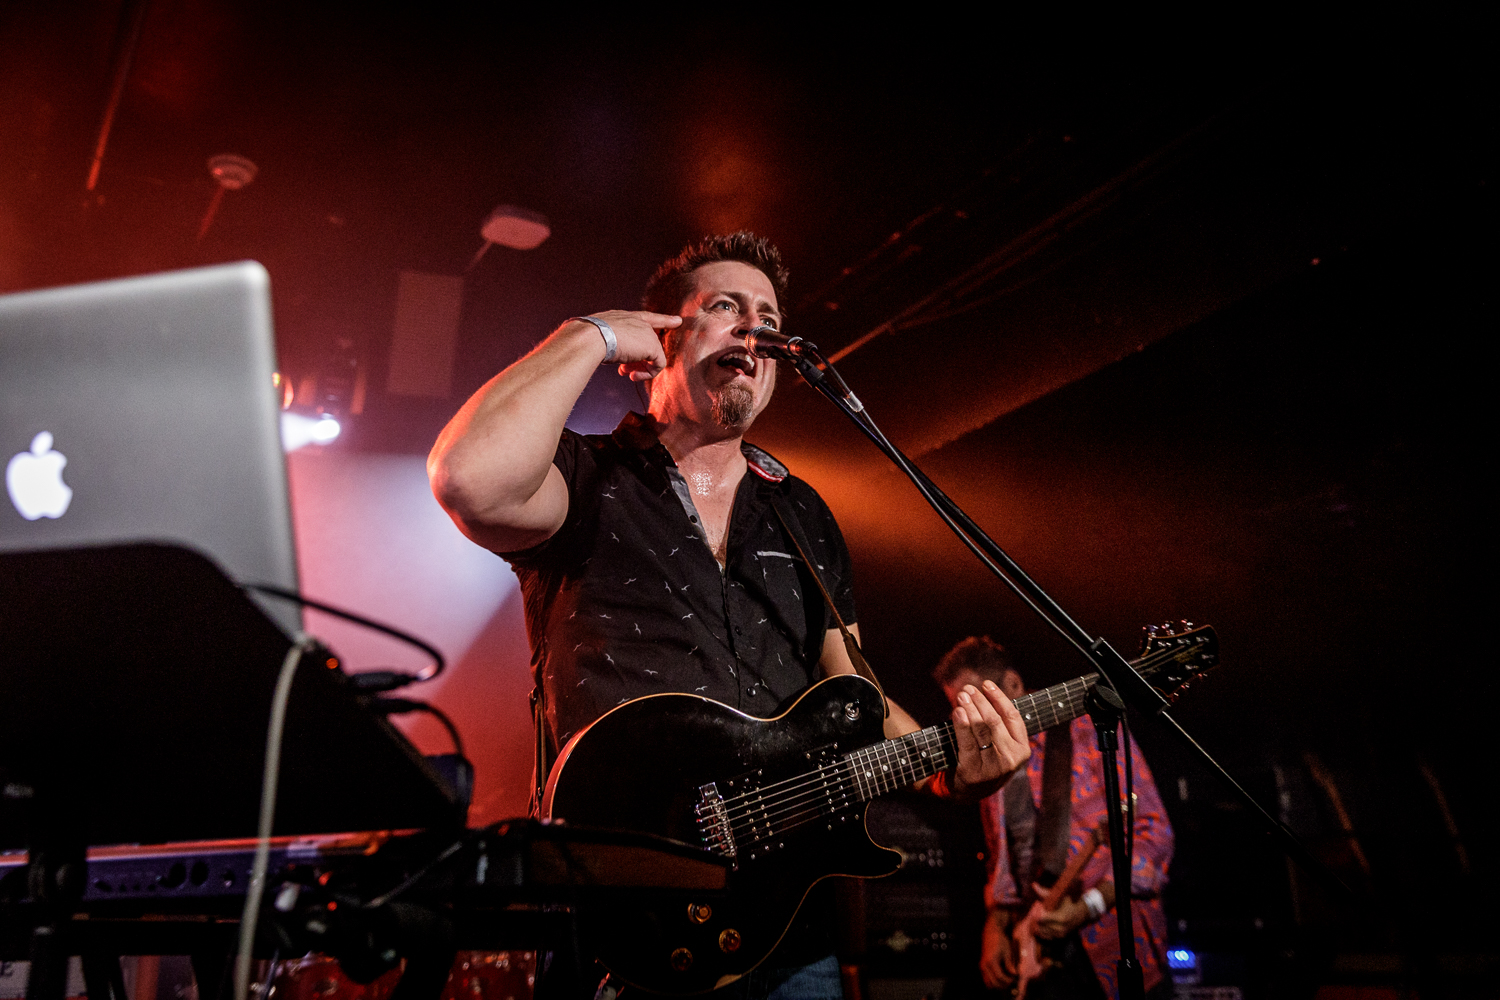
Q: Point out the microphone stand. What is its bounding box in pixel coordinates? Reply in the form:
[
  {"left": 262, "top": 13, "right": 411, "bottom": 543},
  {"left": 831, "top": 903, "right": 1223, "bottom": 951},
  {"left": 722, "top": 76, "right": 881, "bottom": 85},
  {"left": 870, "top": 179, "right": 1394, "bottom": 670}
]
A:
[{"left": 766, "top": 341, "right": 1351, "bottom": 999}]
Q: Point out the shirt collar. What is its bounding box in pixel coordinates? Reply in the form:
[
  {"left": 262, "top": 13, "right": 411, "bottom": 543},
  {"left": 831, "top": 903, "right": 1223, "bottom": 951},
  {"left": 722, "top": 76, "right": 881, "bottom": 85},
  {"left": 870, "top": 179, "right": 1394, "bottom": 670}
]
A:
[{"left": 612, "top": 411, "right": 788, "bottom": 483}]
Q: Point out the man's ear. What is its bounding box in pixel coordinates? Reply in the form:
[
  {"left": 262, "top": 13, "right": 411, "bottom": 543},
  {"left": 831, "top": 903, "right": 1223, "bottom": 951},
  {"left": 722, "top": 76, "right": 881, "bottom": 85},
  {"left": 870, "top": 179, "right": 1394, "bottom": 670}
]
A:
[
  {"left": 1001, "top": 670, "right": 1026, "bottom": 699},
  {"left": 659, "top": 323, "right": 682, "bottom": 367}
]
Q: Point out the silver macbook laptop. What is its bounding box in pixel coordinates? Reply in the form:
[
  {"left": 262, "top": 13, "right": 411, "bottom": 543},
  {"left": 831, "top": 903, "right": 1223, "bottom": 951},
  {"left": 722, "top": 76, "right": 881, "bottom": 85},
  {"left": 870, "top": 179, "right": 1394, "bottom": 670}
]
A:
[{"left": 0, "top": 261, "right": 302, "bottom": 635}]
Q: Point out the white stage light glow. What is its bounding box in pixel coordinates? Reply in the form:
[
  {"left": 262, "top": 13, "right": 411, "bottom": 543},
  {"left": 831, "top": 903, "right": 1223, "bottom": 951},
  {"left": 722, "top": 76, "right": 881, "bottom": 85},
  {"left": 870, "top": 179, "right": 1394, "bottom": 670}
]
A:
[
  {"left": 281, "top": 412, "right": 342, "bottom": 452},
  {"left": 286, "top": 451, "right": 520, "bottom": 679},
  {"left": 311, "top": 415, "right": 341, "bottom": 443}
]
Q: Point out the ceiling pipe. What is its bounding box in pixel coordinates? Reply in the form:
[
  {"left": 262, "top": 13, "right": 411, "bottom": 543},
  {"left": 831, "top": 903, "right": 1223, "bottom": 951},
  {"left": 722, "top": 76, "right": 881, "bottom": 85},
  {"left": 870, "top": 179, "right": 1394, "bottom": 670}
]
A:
[{"left": 86, "top": 0, "right": 152, "bottom": 193}]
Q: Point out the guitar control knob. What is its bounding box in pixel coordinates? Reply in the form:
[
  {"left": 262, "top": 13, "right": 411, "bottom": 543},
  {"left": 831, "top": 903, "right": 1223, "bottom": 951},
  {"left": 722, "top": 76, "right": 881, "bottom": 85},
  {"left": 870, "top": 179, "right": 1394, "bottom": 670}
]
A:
[
  {"left": 688, "top": 903, "right": 713, "bottom": 924},
  {"left": 718, "top": 929, "right": 742, "bottom": 953},
  {"left": 844, "top": 702, "right": 860, "bottom": 722},
  {"left": 670, "top": 948, "right": 693, "bottom": 972}
]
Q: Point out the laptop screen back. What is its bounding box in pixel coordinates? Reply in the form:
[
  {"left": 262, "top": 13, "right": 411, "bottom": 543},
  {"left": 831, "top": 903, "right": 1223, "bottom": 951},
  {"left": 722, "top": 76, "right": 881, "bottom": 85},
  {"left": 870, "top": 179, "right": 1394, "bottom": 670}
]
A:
[{"left": 0, "top": 261, "right": 301, "bottom": 635}]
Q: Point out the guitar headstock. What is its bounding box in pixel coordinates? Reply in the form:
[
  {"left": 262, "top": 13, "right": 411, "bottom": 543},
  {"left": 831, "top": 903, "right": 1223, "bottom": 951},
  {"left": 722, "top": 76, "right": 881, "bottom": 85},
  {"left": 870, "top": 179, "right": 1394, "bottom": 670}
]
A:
[{"left": 1137, "top": 621, "right": 1219, "bottom": 704}]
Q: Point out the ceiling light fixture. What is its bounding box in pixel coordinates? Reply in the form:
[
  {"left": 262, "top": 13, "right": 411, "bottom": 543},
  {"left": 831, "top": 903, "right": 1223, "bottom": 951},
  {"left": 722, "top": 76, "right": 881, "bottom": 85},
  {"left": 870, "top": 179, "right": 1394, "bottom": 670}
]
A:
[
  {"left": 467, "top": 204, "right": 550, "bottom": 271},
  {"left": 198, "top": 153, "right": 258, "bottom": 240}
]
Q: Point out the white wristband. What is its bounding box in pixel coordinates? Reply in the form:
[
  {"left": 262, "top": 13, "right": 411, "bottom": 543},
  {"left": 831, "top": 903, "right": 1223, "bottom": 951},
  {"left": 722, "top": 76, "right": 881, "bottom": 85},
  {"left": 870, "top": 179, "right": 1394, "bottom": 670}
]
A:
[
  {"left": 570, "top": 315, "right": 617, "bottom": 364},
  {"left": 1082, "top": 887, "right": 1107, "bottom": 921}
]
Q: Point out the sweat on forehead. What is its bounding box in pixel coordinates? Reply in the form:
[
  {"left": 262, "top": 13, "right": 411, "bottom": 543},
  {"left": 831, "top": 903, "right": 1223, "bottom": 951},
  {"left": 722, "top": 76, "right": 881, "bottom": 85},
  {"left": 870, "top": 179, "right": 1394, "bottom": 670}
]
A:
[{"left": 641, "top": 231, "right": 790, "bottom": 316}]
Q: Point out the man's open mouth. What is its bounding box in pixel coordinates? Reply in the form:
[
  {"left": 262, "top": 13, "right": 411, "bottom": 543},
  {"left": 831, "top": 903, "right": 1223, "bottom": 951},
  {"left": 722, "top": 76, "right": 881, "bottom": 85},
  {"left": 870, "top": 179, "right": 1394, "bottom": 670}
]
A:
[{"left": 716, "top": 351, "right": 756, "bottom": 377}]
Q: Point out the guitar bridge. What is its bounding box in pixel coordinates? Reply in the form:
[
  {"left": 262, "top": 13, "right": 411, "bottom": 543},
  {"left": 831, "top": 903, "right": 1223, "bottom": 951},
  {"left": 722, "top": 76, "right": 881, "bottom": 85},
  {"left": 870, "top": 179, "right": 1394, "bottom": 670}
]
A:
[{"left": 694, "top": 783, "right": 737, "bottom": 860}]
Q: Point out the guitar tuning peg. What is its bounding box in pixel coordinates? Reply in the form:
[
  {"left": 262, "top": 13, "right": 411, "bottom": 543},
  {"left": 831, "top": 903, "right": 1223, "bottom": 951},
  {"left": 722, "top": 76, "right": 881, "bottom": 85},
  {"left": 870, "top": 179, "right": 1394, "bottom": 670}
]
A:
[
  {"left": 1140, "top": 624, "right": 1161, "bottom": 654},
  {"left": 1178, "top": 620, "right": 1195, "bottom": 631}
]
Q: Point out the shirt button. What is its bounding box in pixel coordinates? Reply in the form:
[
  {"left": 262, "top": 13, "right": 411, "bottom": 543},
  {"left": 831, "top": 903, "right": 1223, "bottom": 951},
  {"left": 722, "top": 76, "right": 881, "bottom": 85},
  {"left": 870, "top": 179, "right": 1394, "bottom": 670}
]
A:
[{"left": 735, "top": 626, "right": 742, "bottom": 635}]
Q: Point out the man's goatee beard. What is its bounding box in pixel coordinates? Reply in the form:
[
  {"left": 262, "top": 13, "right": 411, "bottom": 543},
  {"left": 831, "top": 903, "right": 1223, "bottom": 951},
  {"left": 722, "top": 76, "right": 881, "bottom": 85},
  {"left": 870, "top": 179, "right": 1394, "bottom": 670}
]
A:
[{"left": 710, "top": 384, "right": 754, "bottom": 428}]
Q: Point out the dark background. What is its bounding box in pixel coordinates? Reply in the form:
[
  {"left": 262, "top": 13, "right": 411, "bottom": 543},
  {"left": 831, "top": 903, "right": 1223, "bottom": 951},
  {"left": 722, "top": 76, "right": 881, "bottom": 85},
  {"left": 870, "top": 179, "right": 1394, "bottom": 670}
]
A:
[{"left": 1, "top": 5, "right": 1490, "bottom": 995}]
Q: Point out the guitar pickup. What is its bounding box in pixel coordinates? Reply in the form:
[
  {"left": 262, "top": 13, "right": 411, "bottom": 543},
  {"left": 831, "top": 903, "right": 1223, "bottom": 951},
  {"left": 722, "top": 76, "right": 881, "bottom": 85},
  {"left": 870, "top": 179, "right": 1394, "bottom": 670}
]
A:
[{"left": 694, "top": 783, "right": 737, "bottom": 861}]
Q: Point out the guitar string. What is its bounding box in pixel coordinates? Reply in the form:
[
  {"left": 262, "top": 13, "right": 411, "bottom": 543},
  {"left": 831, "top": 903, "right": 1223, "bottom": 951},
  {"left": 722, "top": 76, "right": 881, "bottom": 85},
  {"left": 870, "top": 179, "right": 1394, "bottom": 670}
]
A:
[
  {"left": 714, "top": 666, "right": 1103, "bottom": 819},
  {"left": 729, "top": 730, "right": 958, "bottom": 836},
  {"left": 712, "top": 642, "right": 1183, "bottom": 828},
  {"left": 721, "top": 745, "right": 936, "bottom": 842},
  {"left": 710, "top": 645, "right": 1185, "bottom": 841},
  {"left": 712, "top": 679, "right": 1078, "bottom": 817},
  {"left": 731, "top": 725, "right": 967, "bottom": 844},
  {"left": 720, "top": 719, "right": 963, "bottom": 819},
  {"left": 721, "top": 687, "right": 1078, "bottom": 849},
  {"left": 733, "top": 673, "right": 1112, "bottom": 845},
  {"left": 726, "top": 753, "right": 912, "bottom": 847},
  {"left": 709, "top": 640, "right": 1205, "bottom": 850}
]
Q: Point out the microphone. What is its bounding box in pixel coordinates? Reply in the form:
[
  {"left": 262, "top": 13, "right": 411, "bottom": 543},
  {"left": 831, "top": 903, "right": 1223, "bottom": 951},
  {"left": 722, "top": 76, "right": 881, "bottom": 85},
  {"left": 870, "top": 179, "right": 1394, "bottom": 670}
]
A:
[
  {"left": 746, "top": 326, "right": 866, "bottom": 413},
  {"left": 744, "top": 326, "right": 811, "bottom": 360}
]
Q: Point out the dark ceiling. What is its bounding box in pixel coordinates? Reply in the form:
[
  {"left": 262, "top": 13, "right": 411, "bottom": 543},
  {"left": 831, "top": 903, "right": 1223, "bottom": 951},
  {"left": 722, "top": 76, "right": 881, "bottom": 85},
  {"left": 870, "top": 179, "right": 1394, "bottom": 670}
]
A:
[{"left": 2, "top": 3, "right": 1489, "bottom": 939}]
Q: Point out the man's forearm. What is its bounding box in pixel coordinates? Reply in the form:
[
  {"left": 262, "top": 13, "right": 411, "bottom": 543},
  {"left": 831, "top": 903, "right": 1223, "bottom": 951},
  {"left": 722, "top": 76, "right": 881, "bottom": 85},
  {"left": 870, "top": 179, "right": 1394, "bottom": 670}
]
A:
[{"left": 428, "top": 320, "right": 606, "bottom": 550}]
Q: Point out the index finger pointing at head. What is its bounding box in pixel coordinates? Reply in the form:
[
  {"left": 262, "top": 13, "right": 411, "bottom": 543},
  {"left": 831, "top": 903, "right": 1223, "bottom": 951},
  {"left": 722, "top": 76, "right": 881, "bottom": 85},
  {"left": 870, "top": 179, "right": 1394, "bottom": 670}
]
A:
[{"left": 637, "top": 311, "right": 683, "bottom": 327}]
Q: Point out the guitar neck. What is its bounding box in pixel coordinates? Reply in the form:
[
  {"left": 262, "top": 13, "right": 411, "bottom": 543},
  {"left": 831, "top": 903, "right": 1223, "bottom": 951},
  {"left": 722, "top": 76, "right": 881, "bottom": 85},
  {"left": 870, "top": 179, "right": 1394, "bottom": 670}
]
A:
[{"left": 843, "top": 673, "right": 1101, "bottom": 802}]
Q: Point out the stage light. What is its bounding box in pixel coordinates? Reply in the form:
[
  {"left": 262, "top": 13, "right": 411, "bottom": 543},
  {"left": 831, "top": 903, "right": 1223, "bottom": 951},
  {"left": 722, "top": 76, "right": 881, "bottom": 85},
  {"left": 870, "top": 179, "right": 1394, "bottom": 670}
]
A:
[
  {"left": 1167, "top": 949, "right": 1197, "bottom": 970},
  {"left": 311, "top": 415, "right": 341, "bottom": 444},
  {"left": 280, "top": 411, "right": 341, "bottom": 452}
]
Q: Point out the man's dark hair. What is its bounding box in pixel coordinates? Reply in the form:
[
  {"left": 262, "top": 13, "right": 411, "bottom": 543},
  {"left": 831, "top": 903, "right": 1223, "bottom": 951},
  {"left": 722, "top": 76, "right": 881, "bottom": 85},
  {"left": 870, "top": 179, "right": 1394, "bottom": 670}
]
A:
[
  {"left": 641, "top": 231, "right": 790, "bottom": 316},
  {"left": 932, "top": 635, "right": 1019, "bottom": 687}
]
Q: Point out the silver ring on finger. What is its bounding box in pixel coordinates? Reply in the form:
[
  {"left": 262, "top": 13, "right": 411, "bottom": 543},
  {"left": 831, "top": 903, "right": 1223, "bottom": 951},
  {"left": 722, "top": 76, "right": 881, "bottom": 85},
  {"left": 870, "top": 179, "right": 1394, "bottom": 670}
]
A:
[{"left": 977, "top": 743, "right": 993, "bottom": 751}]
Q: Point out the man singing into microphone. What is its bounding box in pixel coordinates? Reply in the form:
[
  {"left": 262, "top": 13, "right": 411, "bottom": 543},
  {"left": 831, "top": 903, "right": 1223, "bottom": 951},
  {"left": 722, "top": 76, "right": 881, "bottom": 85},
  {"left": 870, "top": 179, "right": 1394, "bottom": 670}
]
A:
[{"left": 429, "top": 233, "right": 1031, "bottom": 997}]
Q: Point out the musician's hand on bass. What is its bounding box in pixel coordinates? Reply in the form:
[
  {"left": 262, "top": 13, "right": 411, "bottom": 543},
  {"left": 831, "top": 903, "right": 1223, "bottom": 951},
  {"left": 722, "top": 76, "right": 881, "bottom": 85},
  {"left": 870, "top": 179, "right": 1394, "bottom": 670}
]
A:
[
  {"left": 1029, "top": 883, "right": 1091, "bottom": 940},
  {"left": 949, "top": 679, "right": 1029, "bottom": 800},
  {"left": 980, "top": 909, "right": 1018, "bottom": 990}
]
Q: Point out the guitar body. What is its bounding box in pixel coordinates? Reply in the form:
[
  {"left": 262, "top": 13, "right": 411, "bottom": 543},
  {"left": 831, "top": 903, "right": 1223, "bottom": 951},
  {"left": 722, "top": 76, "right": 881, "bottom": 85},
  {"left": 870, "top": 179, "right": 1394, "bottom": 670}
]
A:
[
  {"left": 543, "top": 674, "right": 900, "bottom": 994},
  {"left": 541, "top": 625, "right": 1218, "bottom": 995},
  {"left": 1011, "top": 906, "right": 1045, "bottom": 1000}
]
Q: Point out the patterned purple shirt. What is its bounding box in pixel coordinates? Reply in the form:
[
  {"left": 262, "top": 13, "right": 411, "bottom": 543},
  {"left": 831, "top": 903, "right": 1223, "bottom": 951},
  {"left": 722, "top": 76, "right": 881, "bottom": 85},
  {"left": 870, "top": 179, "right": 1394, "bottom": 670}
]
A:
[{"left": 980, "top": 715, "right": 1175, "bottom": 998}]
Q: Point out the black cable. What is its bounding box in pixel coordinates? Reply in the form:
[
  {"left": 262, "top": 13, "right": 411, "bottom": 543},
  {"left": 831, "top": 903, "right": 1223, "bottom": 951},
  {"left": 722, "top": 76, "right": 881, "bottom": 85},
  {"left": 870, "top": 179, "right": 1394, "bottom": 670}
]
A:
[
  {"left": 245, "top": 583, "right": 445, "bottom": 685},
  {"left": 368, "top": 698, "right": 465, "bottom": 759}
]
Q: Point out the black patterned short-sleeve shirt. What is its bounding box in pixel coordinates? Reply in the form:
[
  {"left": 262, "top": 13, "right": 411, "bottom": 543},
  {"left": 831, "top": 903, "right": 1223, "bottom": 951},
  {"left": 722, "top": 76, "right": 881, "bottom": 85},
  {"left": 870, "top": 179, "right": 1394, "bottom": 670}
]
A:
[{"left": 504, "top": 412, "right": 858, "bottom": 756}]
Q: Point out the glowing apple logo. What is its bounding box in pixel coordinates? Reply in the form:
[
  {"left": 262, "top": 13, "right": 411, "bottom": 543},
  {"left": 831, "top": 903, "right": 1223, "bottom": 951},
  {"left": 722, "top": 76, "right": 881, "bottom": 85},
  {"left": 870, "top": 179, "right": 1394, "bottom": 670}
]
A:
[{"left": 6, "top": 431, "right": 73, "bottom": 520}]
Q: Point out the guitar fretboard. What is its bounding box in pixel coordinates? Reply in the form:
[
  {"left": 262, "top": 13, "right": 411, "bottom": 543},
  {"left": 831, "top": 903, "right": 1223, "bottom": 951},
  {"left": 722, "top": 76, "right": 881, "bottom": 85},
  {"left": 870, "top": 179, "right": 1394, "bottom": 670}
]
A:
[
  {"left": 845, "top": 724, "right": 957, "bottom": 800},
  {"left": 1013, "top": 674, "right": 1097, "bottom": 738},
  {"left": 842, "top": 672, "right": 1101, "bottom": 802},
  {"left": 703, "top": 628, "right": 1212, "bottom": 859}
]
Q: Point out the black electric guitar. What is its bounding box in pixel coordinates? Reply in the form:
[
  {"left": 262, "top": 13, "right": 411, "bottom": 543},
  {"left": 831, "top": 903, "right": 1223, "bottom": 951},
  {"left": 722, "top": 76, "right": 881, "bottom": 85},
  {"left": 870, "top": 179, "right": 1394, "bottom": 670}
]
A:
[{"left": 543, "top": 623, "right": 1217, "bottom": 995}]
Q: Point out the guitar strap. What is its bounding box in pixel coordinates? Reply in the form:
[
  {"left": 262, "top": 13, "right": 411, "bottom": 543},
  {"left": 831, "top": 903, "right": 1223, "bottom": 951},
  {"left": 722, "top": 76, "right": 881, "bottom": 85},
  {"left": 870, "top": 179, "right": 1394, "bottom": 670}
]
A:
[
  {"left": 1004, "top": 722, "right": 1074, "bottom": 898},
  {"left": 529, "top": 637, "right": 549, "bottom": 817},
  {"left": 1002, "top": 772, "right": 1038, "bottom": 892},
  {"left": 769, "top": 497, "right": 889, "bottom": 719},
  {"left": 1035, "top": 722, "right": 1076, "bottom": 884}
]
